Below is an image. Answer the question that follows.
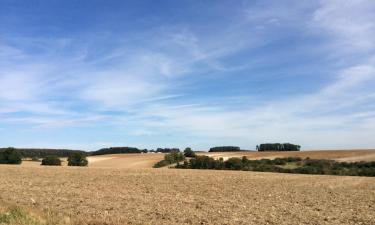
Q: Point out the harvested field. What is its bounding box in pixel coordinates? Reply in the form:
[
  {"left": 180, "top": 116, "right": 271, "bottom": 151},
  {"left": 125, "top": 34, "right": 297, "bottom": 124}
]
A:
[
  {"left": 200, "top": 149, "right": 375, "bottom": 162},
  {"left": 0, "top": 165, "right": 374, "bottom": 225},
  {"left": 88, "top": 153, "right": 164, "bottom": 168}
]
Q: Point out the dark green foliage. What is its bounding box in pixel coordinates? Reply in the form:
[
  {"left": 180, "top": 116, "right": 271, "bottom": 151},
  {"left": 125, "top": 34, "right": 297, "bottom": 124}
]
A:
[
  {"left": 91, "top": 147, "right": 142, "bottom": 155},
  {"left": 67, "top": 152, "right": 88, "bottom": 166},
  {"left": 153, "top": 152, "right": 185, "bottom": 168},
  {"left": 257, "top": 143, "right": 301, "bottom": 151},
  {"left": 41, "top": 156, "right": 61, "bottom": 166},
  {"left": 176, "top": 156, "right": 375, "bottom": 177},
  {"left": 0, "top": 148, "right": 22, "bottom": 164},
  {"left": 184, "top": 147, "right": 196, "bottom": 157},
  {"left": 156, "top": 148, "right": 180, "bottom": 153},
  {"left": 0, "top": 148, "right": 86, "bottom": 158},
  {"left": 153, "top": 160, "right": 170, "bottom": 168},
  {"left": 164, "top": 152, "right": 185, "bottom": 164},
  {"left": 209, "top": 146, "right": 240, "bottom": 152}
]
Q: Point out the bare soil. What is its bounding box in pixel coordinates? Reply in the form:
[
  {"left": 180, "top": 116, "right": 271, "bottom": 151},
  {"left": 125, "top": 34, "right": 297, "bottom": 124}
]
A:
[{"left": 0, "top": 165, "right": 374, "bottom": 225}]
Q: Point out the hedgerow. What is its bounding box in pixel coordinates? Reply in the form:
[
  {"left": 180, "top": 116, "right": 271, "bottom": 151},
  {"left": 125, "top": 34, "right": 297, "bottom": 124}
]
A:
[{"left": 176, "top": 156, "right": 375, "bottom": 177}]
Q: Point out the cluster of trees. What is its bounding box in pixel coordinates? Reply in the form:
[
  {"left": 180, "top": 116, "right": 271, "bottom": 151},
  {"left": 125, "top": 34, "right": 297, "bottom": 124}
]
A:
[
  {"left": 41, "top": 152, "right": 88, "bottom": 166},
  {"left": 67, "top": 152, "right": 88, "bottom": 166},
  {"left": 153, "top": 152, "right": 185, "bottom": 168},
  {"left": 183, "top": 147, "right": 196, "bottom": 157},
  {"left": 256, "top": 143, "right": 301, "bottom": 151},
  {"left": 176, "top": 156, "right": 375, "bottom": 177},
  {"left": 155, "top": 148, "right": 180, "bottom": 153},
  {"left": 0, "top": 148, "right": 86, "bottom": 158},
  {"left": 41, "top": 156, "right": 62, "bottom": 166},
  {"left": 90, "top": 147, "right": 145, "bottom": 155},
  {"left": 209, "top": 146, "right": 240, "bottom": 152},
  {"left": 90, "top": 147, "right": 182, "bottom": 155},
  {"left": 0, "top": 148, "right": 22, "bottom": 164}
]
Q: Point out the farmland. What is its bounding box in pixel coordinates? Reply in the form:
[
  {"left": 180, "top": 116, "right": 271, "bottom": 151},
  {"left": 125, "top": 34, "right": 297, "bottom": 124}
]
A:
[
  {"left": 1, "top": 165, "right": 375, "bottom": 225},
  {"left": 0, "top": 150, "right": 375, "bottom": 224}
]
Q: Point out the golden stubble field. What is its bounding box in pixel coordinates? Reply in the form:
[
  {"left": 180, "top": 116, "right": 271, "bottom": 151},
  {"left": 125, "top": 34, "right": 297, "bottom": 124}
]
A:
[
  {"left": 0, "top": 164, "right": 375, "bottom": 225},
  {"left": 200, "top": 149, "right": 375, "bottom": 162}
]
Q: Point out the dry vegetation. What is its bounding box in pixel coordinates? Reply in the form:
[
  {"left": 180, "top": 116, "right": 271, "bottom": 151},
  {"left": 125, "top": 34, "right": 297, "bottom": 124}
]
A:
[
  {"left": 0, "top": 164, "right": 374, "bottom": 225},
  {"left": 201, "top": 149, "right": 375, "bottom": 162},
  {"left": 1, "top": 150, "right": 375, "bottom": 224},
  {"left": 88, "top": 153, "right": 164, "bottom": 169}
]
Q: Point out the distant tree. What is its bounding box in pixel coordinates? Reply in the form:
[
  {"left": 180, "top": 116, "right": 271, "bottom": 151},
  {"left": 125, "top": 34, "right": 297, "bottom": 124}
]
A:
[
  {"left": 90, "top": 147, "right": 141, "bottom": 155},
  {"left": 41, "top": 156, "right": 61, "bottom": 166},
  {"left": 257, "top": 143, "right": 300, "bottom": 151},
  {"left": 0, "top": 148, "right": 22, "bottom": 164},
  {"left": 209, "top": 146, "right": 240, "bottom": 152},
  {"left": 156, "top": 148, "right": 180, "bottom": 153},
  {"left": 68, "top": 152, "right": 88, "bottom": 166},
  {"left": 0, "top": 147, "right": 86, "bottom": 158},
  {"left": 184, "top": 147, "right": 196, "bottom": 157}
]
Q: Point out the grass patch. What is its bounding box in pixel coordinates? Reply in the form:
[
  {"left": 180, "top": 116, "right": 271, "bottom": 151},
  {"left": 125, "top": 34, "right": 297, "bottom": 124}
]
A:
[{"left": 0, "top": 207, "right": 41, "bottom": 225}]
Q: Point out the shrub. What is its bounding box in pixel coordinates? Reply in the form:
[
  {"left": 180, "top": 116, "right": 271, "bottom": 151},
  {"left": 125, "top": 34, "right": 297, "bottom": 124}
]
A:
[
  {"left": 154, "top": 152, "right": 185, "bottom": 168},
  {"left": 68, "top": 152, "right": 88, "bottom": 166},
  {"left": 176, "top": 155, "right": 375, "bottom": 177},
  {"left": 0, "top": 148, "right": 22, "bottom": 164},
  {"left": 164, "top": 152, "right": 185, "bottom": 164},
  {"left": 41, "top": 156, "right": 61, "bottom": 166},
  {"left": 225, "top": 157, "right": 243, "bottom": 170},
  {"left": 153, "top": 160, "right": 170, "bottom": 168},
  {"left": 184, "top": 147, "right": 196, "bottom": 157}
]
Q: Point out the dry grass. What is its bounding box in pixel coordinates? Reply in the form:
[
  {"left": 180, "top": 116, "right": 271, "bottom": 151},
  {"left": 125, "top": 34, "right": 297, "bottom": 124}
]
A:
[
  {"left": 200, "top": 149, "right": 375, "bottom": 162},
  {"left": 88, "top": 153, "right": 164, "bottom": 169},
  {"left": 0, "top": 165, "right": 374, "bottom": 225}
]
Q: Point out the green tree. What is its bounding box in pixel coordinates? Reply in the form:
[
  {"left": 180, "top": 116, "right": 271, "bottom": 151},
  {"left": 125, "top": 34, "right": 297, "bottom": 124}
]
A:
[
  {"left": 67, "top": 152, "right": 88, "bottom": 166},
  {"left": 184, "top": 147, "right": 196, "bottom": 157},
  {"left": 0, "top": 148, "right": 22, "bottom": 164},
  {"left": 41, "top": 156, "right": 61, "bottom": 166}
]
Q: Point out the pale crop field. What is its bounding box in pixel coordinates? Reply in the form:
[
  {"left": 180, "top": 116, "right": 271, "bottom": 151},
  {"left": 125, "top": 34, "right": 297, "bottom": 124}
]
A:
[{"left": 0, "top": 163, "right": 375, "bottom": 225}]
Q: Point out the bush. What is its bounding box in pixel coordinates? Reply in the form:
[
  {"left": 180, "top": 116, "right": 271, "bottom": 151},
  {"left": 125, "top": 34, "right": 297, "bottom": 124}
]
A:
[
  {"left": 184, "top": 147, "right": 196, "bottom": 157},
  {"left": 0, "top": 148, "right": 22, "bottom": 164},
  {"left": 153, "top": 160, "right": 170, "bottom": 168},
  {"left": 68, "top": 152, "right": 88, "bottom": 166},
  {"left": 164, "top": 152, "right": 185, "bottom": 164},
  {"left": 154, "top": 152, "right": 185, "bottom": 168},
  {"left": 41, "top": 156, "right": 61, "bottom": 166},
  {"left": 176, "top": 155, "right": 375, "bottom": 177}
]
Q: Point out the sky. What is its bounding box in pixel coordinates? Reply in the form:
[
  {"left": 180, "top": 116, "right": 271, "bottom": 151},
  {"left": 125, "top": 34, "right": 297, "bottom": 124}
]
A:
[{"left": 0, "top": 0, "right": 375, "bottom": 151}]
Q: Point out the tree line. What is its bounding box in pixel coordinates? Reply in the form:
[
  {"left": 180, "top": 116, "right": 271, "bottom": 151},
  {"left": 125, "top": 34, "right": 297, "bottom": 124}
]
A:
[
  {"left": 257, "top": 143, "right": 301, "bottom": 151},
  {"left": 176, "top": 155, "right": 375, "bottom": 177},
  {"left": 209, "top": 146, "right": 241, "bottom": 152},
  {"left": 0, "top": 147, "right": 86, "bottom": 158}
]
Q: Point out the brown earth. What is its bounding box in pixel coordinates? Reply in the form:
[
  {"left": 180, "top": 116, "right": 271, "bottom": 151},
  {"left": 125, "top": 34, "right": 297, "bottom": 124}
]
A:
[{"left": 0, "top": 165, "right": 374, "bottom": 225}]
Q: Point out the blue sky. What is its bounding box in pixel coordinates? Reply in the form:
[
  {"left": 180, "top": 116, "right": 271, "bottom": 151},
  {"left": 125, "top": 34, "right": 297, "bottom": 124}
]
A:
[{"left": 0, "top": 0, "right": 375, "bottom": 150}]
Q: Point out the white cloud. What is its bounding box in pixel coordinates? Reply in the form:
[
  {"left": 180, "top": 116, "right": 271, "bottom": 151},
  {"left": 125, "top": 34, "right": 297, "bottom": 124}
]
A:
[{"left": 312, "top": 0, "right": 375, "bottom": 52}]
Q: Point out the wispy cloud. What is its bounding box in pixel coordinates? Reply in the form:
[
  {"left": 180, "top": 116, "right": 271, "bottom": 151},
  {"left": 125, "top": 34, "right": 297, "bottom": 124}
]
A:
[{"left": 0, "top": 0, "right": 374, "bottom": 150}]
